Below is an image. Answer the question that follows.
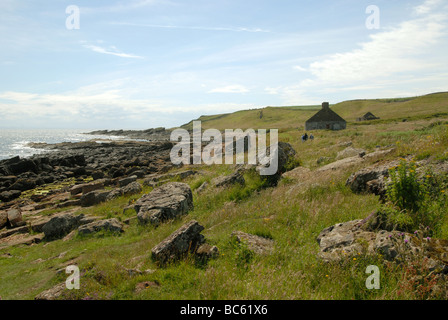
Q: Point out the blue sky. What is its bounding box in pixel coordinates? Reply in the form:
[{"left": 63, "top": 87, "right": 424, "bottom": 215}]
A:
[{"left": 1, "top": 0, "right": 447, "bottom": 129}]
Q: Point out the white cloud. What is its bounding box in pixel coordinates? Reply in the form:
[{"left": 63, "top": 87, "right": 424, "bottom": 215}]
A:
[
  {"left": 414, "top": 0, "right": 443, "bottom": 15},
  {"left": 293, "top": 65, "right": 307, "bottom": 72},
  {"left": 208, "top": 85, "right": 249, "bottom": 94},
  {"left": 82, "top": 44, "right": 143, "bottom": 59},
  {"left": 271, "top": 0, "right": 448, "bottom": 105}
]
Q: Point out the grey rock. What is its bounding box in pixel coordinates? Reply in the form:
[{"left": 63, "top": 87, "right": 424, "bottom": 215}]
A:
[
  {"left": 231, "top": 231, "right": 274, "bottom": 255},
  {"left": 196, "top": 181, "right": 208, "bottom": 193},
  {"left": 134, "top": 182, "right": 193, "bottom": 226},
  {"left": 80, "top": 190, "right": 111, "bottom": 207},
  {"left": 0, "top": 190, "right": 21, "bottom": 202},
  {"left": 0, "top": 210, "right": 8, "bottom": 229},
  {"left": 196, "top": 243, "right": 219, "bottom": 259},
  {"left": 78, "top": 218, "right": 124, "bottom": 236},
  {"left": 151, "top": 220, "right": 205, "bottom": 264},
  {"left": 118, "top": 175, "right": 137, "bottom": 188},
  {"left": 212, "top": 171, "right": 245, "bottom": 187},
  {"left": 345, "top": 164, "right": 391, "bottom": 194},
  {"left": 122, "top": 181, "right": 142, "bottom": 195},
  {"left": 42, "top": 213, "right": 85, "bottom": 239},
  {"left": 35, "top": 283, "right": 66, "bottom": 300},
  {"left": 7, "top": 207, "right": 24, "bottom": 228},
  {"left": 336, "top": 146, "right": 366, "bottom": 160},
  {"left": 316, "top": 216, "right": 448, "bottom": 269}
]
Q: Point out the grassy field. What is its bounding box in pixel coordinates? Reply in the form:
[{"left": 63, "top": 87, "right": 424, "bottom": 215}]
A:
[
  {"left": 0, "top": 92, "right": 448, "bottom": 300},
  {"left": 180, "top": 91, "right": 448, "bottom": 131}
]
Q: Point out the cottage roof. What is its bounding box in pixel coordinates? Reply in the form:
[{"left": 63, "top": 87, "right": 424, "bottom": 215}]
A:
[
  {"left": 362, "top": 112, "right": 378, "bottom": 120},
  {"left": 306, "top": 103, "right": 346, "bottom": 123}
]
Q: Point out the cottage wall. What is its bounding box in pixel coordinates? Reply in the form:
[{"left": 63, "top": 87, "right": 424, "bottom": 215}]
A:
[{"left": 305, "top": 121, "right": 346, "bottom": 131}]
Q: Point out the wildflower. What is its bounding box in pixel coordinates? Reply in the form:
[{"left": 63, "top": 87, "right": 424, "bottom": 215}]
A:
[
  {"left": 442, "top": 190, "right": 445, "bottom": 193},
  {"left": 426, "top": 237, "right": 431, "bottom": 241},
  {"left": 325, "top": 275, "right": 329, "bottom": 278},
  {"left": 426, "top": 175, "right": 431, "bottom": 178},
  {"left": 404, "top": 239, "right": 409, "bottom": 243},
  {"left": 414, "top": 231, "right": 418, "bottom": 234},
  {"left": 353, "top": 258, "right": 357, "bottom": 261}
]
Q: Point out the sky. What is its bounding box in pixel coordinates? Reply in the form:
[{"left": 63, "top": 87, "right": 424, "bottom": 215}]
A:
[{"left": 0, "top": 0, "right": 447, "bottom": 130}]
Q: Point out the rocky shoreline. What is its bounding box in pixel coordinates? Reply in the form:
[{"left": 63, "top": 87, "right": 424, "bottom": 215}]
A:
[
  {"left": 85, "top": 127, "right": 172, "bottom": 141},
  {"left": 0, "top": 138, "right": 175, "bottom": 206}
]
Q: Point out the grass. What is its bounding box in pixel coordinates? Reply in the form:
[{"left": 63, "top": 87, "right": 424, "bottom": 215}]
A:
[{"left": 1, "top": 92, "right": 448, "bottom": 300}]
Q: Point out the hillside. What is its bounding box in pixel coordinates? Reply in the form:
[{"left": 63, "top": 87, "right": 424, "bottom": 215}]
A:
[
  {"left": 180, "top": 92, "right": 448, "bottom": 131},
  {"left": 0, "top": 92, "right": 448, "bottom": 301}
]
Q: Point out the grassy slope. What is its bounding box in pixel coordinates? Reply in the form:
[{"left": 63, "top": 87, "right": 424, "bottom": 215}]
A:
[
  {"left": 180, "top": 92, "right": 448, "bottom": 131},
  {"left": 1, "top": 92, "right": 448, "bottom": 300}
]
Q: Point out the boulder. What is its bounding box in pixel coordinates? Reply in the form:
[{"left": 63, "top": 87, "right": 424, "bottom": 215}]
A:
[
  {"left": 35, "top": 283, "right": 66, "bottom": 300},
  {"left": 0, "top": 211, "right": 8, "bottom": 229},
  {"left": 42, "top": 213, "right": 86, "bottom": 239},
  {"left": 9, "top": 178, "right": 37, "bottom": 192},
  {"left": 231, "top": 231, "right": 274, "bottom": 255},
  {"left": 212, "top": 171, "right": 245, "bottom": 187},
  {"left": 256, "top": 141, "right": 296, "bottom": 184},
  {"left": 336, "top": 146, "right": 366, "bottom": 160},
  {"left": 196, "top": 243, "right": 219, "bottom": 260},
  {"left": 118, "top": 175, "right": 137, "bottom": 188},
  {"left": 0, "top": 190, "right": 21, "bottom": 202},
  {"left": 8, "top": 159, "right": 38, "bottom": 175},
  {"left": 151, "top": 220, "right": 205, "bottom": 264},
  {"left": 78, "top": 218, "right": 124, "bottom": 236},
  {"left": 316, "top": 216, "right": 448, "bottom": 272},
  {"left": 7, "top": 208, "right": 24, "bottom": 228},
  {"left": 80, "top": 190, "right": 111, "bottom": 207},
  {"left": 134, "top": 182, "right": 193, "bottom": 226},
  {"left": 122, "top": 181, "right": 142, "bottom": 195},
  {"left": 345, "top": 163, "right": 391, "bottom": 194}
]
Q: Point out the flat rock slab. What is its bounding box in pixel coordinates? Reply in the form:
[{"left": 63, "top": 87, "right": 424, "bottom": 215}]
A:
[
  {"left": 35, "top": 283, "right": 67, "bottom": 300},
  {"left": 42, "top": 212, "right": 98, "bottom": 240},
  {"left": 231, "top": 231, "right": 274, "bottom": 255},
  {"left": 151, "top": 220, "right": 205, "bottom": 264},
  {"left": 134, "top": 182, "right": 193, "bottom": 226},
  {"left": 317, "top": 218, "right": 448, "bottom": 272},
  {"left": 212, "top": 171, "right": 245, "bottom": 188},
  {"left": 0, "top": 233, "right": 44, "bottom": 249},
  {"left": 78, "top": 218, "right": 124, "bottom": 236}
]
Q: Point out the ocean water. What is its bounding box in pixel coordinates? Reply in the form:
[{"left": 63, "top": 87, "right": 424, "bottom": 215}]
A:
[{"left": 0, "top": 129, "right": 128, "bottom": 161}]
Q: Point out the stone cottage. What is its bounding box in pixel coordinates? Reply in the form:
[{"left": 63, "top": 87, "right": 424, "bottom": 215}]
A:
[
  {"left": 305, "top": 102, "right": 346, "bottom": 131},
  {"left": 356, "top": 112, "right": 380, "bottom": 121}
]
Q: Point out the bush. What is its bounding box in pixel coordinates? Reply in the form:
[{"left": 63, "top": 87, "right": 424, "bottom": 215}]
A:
[
  {"left": 386, "top": 160, "right": 423, "bottom": 213},
  {"left": 384, "top": 160, "right": 448, "bottom": 235}
]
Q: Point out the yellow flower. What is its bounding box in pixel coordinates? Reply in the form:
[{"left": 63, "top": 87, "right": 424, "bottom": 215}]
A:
[
  {"left": 426, "top": 175, "right": 431, "bottom": 178},
  {"left": 353, "top": 258, "right": 357, "bottom": 261},
  {"left": 325, "top": 275, "right": 329, "bottom": 278},
  {"left": 442, "top": 190, "right": 446, "bottom": 193}
]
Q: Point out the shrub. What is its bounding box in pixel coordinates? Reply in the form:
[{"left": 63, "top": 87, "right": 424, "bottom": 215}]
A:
[
  {"left": 384, "top": 160, "right": 448, "bottom": 234},
  {"left": 386, "top": 160, "right": 423, "bottom": 213}
]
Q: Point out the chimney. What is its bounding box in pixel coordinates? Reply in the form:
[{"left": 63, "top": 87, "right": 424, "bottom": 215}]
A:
[{"left": 322, "top": 102, "right": 329, "bottom": 110}]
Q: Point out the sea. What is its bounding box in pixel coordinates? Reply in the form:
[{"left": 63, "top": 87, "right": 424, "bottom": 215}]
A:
[{"left": 0, "top": 129, "right": 129, "bottom": 161}]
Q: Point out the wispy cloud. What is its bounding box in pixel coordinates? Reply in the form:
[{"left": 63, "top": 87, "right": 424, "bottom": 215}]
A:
[
  {"left": 82, "top": 44, "right": 143, "bottom": 59},
  {"left": 273, "top": 0, "right": 448, "bottom": 105},
  {"left": 112, "top": 22, "right": 270, "bottom": 33},
  {"left": 208, "top": 85, "right": 249, "bottom": 93},
  {"left": 414, "top": 0, "right": 443, "bottom": 15}
]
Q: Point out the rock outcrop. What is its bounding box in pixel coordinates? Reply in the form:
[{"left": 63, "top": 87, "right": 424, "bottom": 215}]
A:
[
  {"left": 151, "top": 220, "right": 206, "bottom": 264},
  {"left": 133, "top": 182, "right": 193, "bottom": 226},
  {"left": 78, "top": 218, "right": 124, "bottom": 236},
  {"left": 316, "top": 215, "right": 448, "bottom": 273},
  {"left": 231, "top": 231, "right": 274, "bottom": 255}
]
